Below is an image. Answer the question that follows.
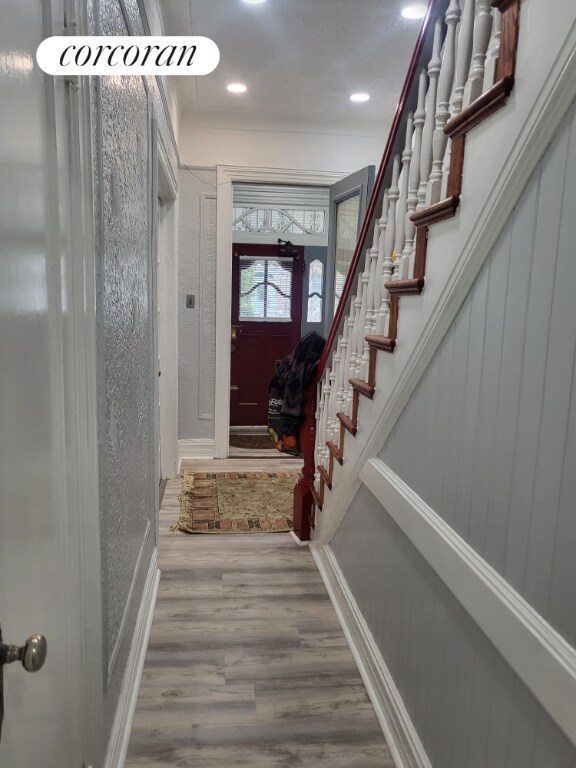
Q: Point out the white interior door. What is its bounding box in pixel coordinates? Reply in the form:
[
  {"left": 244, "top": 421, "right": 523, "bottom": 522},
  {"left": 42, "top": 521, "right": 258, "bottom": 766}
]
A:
[{"left": 0, "top": 1, "right": 101, "bottom": 766}]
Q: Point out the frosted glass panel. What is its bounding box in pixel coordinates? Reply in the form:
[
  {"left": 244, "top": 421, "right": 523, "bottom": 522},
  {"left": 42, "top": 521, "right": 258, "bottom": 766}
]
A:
[{"left": 333, "top": 194, "right": 360, "bottom": 313}]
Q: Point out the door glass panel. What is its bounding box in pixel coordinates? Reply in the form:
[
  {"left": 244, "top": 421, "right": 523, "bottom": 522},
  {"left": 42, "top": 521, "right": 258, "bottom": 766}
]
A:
[
  {"left": 306, "top": 259, "right": 324, "bottom": 323},
  {"left": 333, "top": 193, "right": 360, "bottom": 313},
  {"left": 239, "top": 255, "right": 293, "bottom": 321}
]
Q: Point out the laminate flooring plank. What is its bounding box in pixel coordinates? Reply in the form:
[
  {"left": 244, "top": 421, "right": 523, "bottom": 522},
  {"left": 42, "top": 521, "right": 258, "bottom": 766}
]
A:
[{"left": 126, "top": 461, "right": 394, "bottom": 768}]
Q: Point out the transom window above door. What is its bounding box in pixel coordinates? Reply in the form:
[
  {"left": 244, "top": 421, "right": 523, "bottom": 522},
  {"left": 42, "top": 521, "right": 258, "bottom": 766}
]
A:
[{"left": 239, "top": 255, "right": 294, "bottom": 321}]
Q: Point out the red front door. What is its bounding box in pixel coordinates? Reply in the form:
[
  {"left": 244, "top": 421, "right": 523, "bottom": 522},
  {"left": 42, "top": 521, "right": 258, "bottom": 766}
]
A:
[{"left": 230, "top": 243, "right": 303, "bottom": 427}]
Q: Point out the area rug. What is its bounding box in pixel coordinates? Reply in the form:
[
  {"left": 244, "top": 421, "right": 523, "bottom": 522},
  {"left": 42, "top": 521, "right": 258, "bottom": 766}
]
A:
[
  {"left": 173, "top": 471, "right": 299, "bottom": 534},
  {"left": 229, "top": 433, "right": 276, "bottom": 450}
]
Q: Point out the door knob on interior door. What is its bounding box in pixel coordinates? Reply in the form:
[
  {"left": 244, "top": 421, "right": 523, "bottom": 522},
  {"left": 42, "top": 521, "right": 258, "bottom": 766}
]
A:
[{"left": 0, "top": 634, "right": 47, "bottom": 672}]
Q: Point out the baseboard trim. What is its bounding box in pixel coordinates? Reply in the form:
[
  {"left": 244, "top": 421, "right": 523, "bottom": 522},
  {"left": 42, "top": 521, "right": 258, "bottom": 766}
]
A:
[
  {"left": 178, "top": 438, "right": 215, "bottom": 470},
  {"left": 103, "top": 549, "right": 160, "bottom": 768},
  {"left": 312, "top": 544, "right": 432, "bottom": 768},
  {"left": 361, "top": 458, "right": 576, "bottom": 748}
]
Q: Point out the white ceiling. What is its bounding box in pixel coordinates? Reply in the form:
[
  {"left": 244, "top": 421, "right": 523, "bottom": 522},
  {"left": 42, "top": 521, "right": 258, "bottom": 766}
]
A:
[{"left": 160, "top": 0, "right": 425, "bottom": 135}]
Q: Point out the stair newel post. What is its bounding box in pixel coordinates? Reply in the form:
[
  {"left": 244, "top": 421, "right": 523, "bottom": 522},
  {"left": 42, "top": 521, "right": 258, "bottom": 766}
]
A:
[
  {"left": 396, "top": 112, "right": 414, "bottom": 279},
  {"left": 464, "top": 0, "right": 494, "bottom": 105},
  {"left": 482, "top": 6, "right": 501, "bottom": 92},
  {"left": 402, "top": 74, "right": 426, "bottom": 275},
  {"left": 426, "top": 0, "right": 461, "bottom": 206},
  {"left": 293, "top": 382, "right": 317, "bottom": 542},
  {"left": 417, "top": 19, "right": 443, "bottom": 211}
]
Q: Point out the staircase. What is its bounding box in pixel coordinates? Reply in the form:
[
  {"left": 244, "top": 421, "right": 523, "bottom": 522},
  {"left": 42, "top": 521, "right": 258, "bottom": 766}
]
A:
[{"left": 292, "top": 0, "right": 528, "bottom": 542}]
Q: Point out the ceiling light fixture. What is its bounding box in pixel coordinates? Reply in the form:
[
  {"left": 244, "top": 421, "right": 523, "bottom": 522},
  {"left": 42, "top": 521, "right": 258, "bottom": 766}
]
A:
[
  {"left": 350, "top": 93, "right": 370, "bottom": 103},
  {"left": 401, "top": 4, "right": 428, "bottom": 20},
  {"left": 227, "top": 82, "right": 248, "bottom": 93},
  {"left": 241, "top": 0, "right": 267, "bottom": 4}
]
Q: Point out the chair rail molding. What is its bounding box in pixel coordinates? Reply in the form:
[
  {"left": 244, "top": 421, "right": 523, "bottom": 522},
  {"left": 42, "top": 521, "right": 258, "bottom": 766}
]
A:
[
  {"left": 359, "top": 458, "right": 576, "bottom": 748},
  {"left": 213, "top": 165, "right": 346, "bottom": 459}
]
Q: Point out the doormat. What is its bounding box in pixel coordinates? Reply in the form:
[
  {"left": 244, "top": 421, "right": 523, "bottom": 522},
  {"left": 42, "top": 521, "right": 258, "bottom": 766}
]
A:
[
  {"left": 229, "top": 433, "right": 276, "bottom": 450},
  {"left": 172, "top": 471, "right": 299, "bottom": 534}
]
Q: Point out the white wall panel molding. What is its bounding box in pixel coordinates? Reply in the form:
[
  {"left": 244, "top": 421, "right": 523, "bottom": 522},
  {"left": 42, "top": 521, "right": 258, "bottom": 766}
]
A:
[
  {"left": 360, "top": 458, "right": 576, "bottom": 747},
  {"left": 108, "top": 520, "right": 152, "bottom": 680},
  {"left": 312, "top": 544, "right": 432, "bottom": 768},
  {"left": 214, "top": 166, "right": 346, "bottom": 458},
  {"left": 103, "top": 548, "right": 160, "bottom": 768},
  {"left": 316, "top": 4, "right": 576, "bottom": 545},
  {"left": 198, "top": 192, "right": 217, "bottom": 422},
  {"left": 178, "top": 439, "right": 216, "bottom": 469}
]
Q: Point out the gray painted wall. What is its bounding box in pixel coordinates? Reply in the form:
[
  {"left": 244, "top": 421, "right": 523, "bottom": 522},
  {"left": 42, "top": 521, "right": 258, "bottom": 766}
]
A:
[
  {"left": 331, "top": 486, "right": 576, "bottom": 768},
  {"left": 90, "top": 0, "right": 178, "bottom": 739},
  {"left": 331, "top": 99, "right": 576, "bottom": 765},
  {"left": 380, "top": 97, "right": 576, "bottom": 648},
  {"left": 178, "top": 167, "right": 217, "bottom": 440}
]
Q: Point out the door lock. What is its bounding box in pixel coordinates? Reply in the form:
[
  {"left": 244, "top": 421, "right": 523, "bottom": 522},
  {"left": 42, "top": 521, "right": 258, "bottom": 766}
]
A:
[
  {"left": 0, "top": 627, "right": 47, "bottom": 742},
  {"left": 0, "top": 633, "right": 47, "bottom": 672}
]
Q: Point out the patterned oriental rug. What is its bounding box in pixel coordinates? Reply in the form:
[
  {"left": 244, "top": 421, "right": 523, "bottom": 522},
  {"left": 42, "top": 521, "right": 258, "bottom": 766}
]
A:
[{"left": 173, "top": 471, "right": 299, "bottom": 534}]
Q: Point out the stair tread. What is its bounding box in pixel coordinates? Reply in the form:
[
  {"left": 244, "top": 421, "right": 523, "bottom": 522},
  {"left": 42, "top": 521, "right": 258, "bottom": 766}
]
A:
[
  {"left": 366, "top": 335, "right": 396, "bottom": 352},
  {"left": 317, "top": 465, "right": 332, "bottom": 490},
  {"left": 337, "top": 412, "right": 357, "bottom": 437},
  {"left": 410, "top": 196, "right": 460, "bottom": 227},
  {"left": 326, "top": 440, "right": 344, "bottom": 465},
  {"left": 385, "top": 277, "right": 425, "bottom": 295},
  {"left": 350, "top": 378, "right": 375, "bottom": 399}
]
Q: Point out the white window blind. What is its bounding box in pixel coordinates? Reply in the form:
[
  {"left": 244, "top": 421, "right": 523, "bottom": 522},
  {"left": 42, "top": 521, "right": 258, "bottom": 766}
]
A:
[{"left": 239, "top": 256, "right": 293, "bottom": 321}]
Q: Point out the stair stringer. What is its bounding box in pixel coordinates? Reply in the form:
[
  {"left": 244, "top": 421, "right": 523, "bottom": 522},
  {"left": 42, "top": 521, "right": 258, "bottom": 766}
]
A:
[{"left": 313, "top": 2, "right": 576, "bottom": 546}]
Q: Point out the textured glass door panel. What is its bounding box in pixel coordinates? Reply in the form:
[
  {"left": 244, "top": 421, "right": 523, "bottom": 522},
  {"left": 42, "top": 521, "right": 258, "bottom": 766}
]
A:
[{"left": 333, "top": 193, "right": 360, "bottom": 313}]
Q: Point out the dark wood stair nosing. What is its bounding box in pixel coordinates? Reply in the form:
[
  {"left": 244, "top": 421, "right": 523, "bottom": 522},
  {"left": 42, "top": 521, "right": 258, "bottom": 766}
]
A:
[
  {"left": 311, "top": 485, "right": 323, "bottom": 510},
  {"left": 366, "top": 335, "right": 396, "bottom": 353},
  {"left": 326, "top": 440, "right": 344, "bottom": 465},
  {"left": 385, "top": 277, "right": 425, "bottom": 296},
  {"left": 410, "top": 196, "right": 460, "bottom": 227},
  {"left": 444, "top": 75, "right": 515, "bottom": 139},
  {"left": 350, "top": 378, "right": 375, "bottom": 399},
  {"left": 317, "top": 465, "right": 332, "bottom": 491},
  {"left": 337, "top": 411, "right": 357, "bottom": 437}
]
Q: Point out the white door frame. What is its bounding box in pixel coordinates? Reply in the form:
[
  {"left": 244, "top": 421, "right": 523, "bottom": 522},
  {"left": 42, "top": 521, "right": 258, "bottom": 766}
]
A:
[{"left": 214, "top": 166, "right": 346, "bottom": 459}]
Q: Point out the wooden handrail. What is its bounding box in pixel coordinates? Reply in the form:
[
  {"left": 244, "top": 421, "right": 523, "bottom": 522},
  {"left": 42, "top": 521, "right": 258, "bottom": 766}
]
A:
[{"left": 316, "top": 0, "right": 444, "bottom": 380}]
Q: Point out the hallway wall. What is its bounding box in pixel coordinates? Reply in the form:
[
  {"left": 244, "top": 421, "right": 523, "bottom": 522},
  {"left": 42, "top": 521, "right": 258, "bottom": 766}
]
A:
[
  {"left": 329, "top": 97, "right": 576, "bottom": 766},
  {"left": 89, "top": 0, "right": 179, "bottom": 745}
]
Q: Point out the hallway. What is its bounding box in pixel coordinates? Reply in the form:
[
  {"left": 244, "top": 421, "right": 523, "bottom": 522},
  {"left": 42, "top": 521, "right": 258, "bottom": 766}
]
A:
[{"left": 125, "top": 460, "right": 393, "bottom": 767}]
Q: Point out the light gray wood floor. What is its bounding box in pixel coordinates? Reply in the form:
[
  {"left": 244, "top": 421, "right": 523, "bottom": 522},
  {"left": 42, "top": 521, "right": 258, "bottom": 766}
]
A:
[{"left": 125, "top": 459, "right": 394, "bottom": 767}]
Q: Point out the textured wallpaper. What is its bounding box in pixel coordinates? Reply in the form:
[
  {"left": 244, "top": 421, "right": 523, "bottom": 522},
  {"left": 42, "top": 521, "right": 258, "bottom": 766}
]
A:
[{"left": 90, "top": 0, "right": 170, "bottom": 738}]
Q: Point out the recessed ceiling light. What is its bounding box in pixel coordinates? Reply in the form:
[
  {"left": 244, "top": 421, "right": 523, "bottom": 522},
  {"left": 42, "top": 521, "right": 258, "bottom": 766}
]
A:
[
  {"left": 227, "top": 82, "right": 248, "bottom": 94},
  {"left": 401, "top": 4, "right": 428, "bottom": 20},
  {"left": 241, "top": 0, "right": 266, "bottom": 4},
  {"left": 350, "top": 93, "right": 370, "bottom": 103}
]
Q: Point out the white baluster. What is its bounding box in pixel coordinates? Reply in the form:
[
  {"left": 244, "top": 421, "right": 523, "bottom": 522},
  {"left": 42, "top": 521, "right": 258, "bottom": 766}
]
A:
[
  {"left": 315, "top": 373, "right": 327, "bottom": 469},
  {"left": 358, "top": 260, "right": 371, "bottom": 380},
  {"left": 417, "top": 19, "right": 443, "bottom": 210},
  {"left": 326, "top": 366, "right": 338, "bottom": 444},
  {"left": 350, "top": 276, "right": 364, "bottom": 380},
  {"left": 464, "top": 0, "right": 494, "bottom": 106},
  {"left": 441, "top": 0, "right": 475, "bottom": 196},
  {"left": 336, "top": 326, "right": 349, "bottom": 417},
  {"left": 426, "top": 0, "right": 461, "bottom": 206},
  {"left": 319, "top": 368, "right": 331, "bottom": 468},
  {"left": 482, "top": 7, "right": 501, "bottom": 93},
  {"left": 343, "top": 310, "right": 356, "bottom": 417},
  {"left": 402, "top": 72, "right": 426, "bottom": 276},
  {"left": 373, "top": 190, "right": 389, "bottom": 324},
  {"left": 396, "top": 113, "right": 414, "bottom": 279},
  {"left": 375, "top": 157, "right": 399, "bottom": 334}
]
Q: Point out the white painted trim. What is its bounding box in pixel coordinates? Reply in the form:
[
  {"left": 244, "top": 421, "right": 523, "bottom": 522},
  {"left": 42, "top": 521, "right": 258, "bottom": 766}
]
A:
[
  {"left": 178, "top": 438, "right": 216, "bottom": 470},
  {"left": 214, "top": 166, "right": 347, "bottom": 459},
  {"left": 290, "top": 531, "right": 309, "bottom": 547},
  {"left": 312, "top": 544, "right": 432, "bottom": 768},
  {"left": 315, "top": 9, "right": 576, "bottom": 545},
  {"left": 104, "top": 549, "right": 160, "bottom": 768},
  {"left": 199, "top": 191, "right": 217, "bottom": 422},
  {"left": 361, "top": 458, "right": 576, "bottom": 748},
  {"left": 108, "top": 520, "right": 152, "bottom": 679}
]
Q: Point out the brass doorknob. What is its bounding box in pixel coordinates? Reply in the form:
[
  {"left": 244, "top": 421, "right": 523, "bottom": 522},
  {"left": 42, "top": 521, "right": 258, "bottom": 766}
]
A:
[{"left": 0, "top": 634, "right": 47, "bottom": 672}]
